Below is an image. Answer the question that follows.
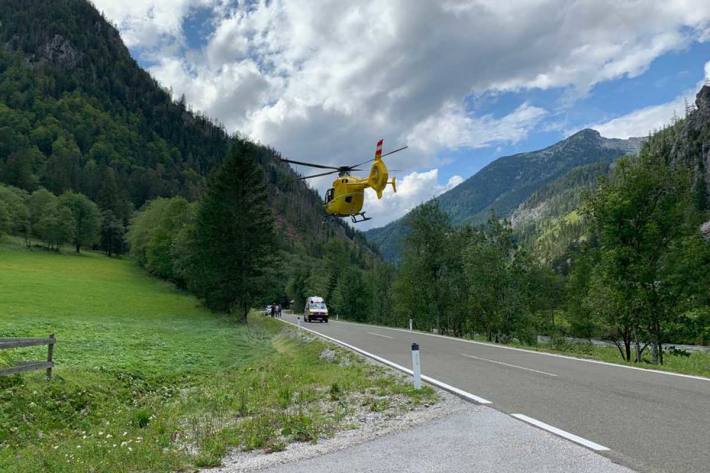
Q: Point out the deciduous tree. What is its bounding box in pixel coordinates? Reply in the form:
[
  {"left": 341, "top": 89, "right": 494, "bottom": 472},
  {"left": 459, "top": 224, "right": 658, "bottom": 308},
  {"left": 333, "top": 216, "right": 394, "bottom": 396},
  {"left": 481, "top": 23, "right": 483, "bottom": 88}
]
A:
[{"left": 58, "top": 191, "right": 101, "bottom": 253}]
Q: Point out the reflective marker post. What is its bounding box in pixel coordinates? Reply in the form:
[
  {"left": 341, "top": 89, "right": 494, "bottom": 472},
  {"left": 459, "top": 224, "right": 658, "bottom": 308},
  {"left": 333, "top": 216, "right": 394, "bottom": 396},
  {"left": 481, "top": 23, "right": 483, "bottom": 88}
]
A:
[
  {"left": 411, "top": 343, "right": 422, "bottom": 389},
  {"left": 409, "top": 319, "right": 413, "bottom": 332},
  {"left": 297, "top": 316, "right": 302, "bottom": 330}
]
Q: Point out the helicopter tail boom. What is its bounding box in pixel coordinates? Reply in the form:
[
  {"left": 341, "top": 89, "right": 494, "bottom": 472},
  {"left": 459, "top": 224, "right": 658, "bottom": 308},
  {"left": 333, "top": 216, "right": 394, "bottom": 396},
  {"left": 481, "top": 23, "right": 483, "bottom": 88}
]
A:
[{"left": 368, "top": 139, "right": 389, "bottom": 198}]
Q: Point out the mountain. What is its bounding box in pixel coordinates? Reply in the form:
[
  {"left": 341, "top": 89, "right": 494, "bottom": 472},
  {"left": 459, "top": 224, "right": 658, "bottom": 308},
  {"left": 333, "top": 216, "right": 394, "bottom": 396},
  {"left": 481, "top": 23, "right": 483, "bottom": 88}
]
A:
[
  {"left": 0, "top": 0, "right": 373, "bottom": 256},
  {"left": 365, "top": 129, "right": 642, "bottom": 260}
]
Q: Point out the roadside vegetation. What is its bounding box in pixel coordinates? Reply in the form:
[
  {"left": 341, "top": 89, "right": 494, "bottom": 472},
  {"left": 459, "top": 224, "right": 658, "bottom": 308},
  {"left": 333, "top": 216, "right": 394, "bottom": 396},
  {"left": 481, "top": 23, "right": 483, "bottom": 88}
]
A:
[
  {"left": 0, "top": 240, "right": 434, "bottom": 473},
  {"left": 505, "top": 337, "right": 710, "bottom": 378}
]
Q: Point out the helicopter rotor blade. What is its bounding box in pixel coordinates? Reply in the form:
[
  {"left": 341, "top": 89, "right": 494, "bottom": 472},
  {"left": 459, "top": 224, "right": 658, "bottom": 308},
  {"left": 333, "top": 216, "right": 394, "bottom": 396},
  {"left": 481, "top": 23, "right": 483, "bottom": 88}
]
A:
[
  {"left": 348, "top": 145, "right": 408, "bottom": 169},
  {"left": 281, "top": 158, "right": 341, "bottom": 170},
  {"left": 381, "top": 145, "right": 409, "bottom": 158},
  {"left": 298, "top": 170, "right": 340, "bottom": 180}
]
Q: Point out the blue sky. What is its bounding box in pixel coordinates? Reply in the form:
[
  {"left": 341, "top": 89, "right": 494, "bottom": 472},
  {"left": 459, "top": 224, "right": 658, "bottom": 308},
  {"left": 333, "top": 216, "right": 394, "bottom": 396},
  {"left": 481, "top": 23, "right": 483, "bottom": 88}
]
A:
[
  {"left": 94, "top": 0, "right": 710, "bottom": 228},
  {"left": 435, "top": 41, "right": 710, "bottom": 183}
]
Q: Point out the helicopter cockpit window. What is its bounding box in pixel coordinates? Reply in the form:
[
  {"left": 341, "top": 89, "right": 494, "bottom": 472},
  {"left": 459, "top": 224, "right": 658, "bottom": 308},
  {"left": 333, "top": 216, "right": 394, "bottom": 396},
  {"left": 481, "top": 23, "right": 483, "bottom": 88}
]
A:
[{"left": 325, "top": 188, "right": 334, "bottom": 203}]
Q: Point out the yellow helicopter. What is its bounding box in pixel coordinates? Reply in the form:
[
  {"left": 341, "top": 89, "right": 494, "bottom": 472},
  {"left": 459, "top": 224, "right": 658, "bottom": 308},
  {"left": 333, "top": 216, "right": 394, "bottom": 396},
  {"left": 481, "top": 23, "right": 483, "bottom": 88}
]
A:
[{"left": 282, "top": 140, "right": 407, "bottom": 223}]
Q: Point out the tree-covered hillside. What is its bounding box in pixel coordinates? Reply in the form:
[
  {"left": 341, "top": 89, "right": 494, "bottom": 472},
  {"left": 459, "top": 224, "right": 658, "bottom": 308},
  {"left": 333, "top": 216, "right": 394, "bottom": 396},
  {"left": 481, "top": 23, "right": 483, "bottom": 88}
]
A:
[
  {"left": 365, "top": 129, "right": 642, "bottom": 261},
  {"left": 0, "top": 0, "right": 372, "bottom": 258},
  {"left": 510, "top": 160, "right": 615, "bottom": 264}
]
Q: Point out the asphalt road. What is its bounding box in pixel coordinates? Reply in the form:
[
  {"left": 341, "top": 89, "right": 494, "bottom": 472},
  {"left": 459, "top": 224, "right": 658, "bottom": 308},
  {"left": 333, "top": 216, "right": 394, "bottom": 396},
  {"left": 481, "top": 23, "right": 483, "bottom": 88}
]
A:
[
  {"left": 282, "top": 314, "right": 710, "bottom": 473},
  {"left": 256, "top": 409, "right": 634, "bottom": 473}
]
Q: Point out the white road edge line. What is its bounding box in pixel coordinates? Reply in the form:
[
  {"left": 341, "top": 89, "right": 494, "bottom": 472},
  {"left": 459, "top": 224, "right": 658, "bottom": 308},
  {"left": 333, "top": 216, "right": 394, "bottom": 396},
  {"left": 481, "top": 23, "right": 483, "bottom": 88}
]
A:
[
  {"left": 326, "top": 318, "right": 710, "bottom": 382},
  {"left": 511, "top": 414, "right": 609, "bottom": 452},
  {"left": 367, "top": 331, "right": 393, "bottom": 339},
  {"left": 461, "top": 353, "right": 557, "bottom": 377},
  {"left": 280, "top": 319, "right": 492, "bottom": 405}
]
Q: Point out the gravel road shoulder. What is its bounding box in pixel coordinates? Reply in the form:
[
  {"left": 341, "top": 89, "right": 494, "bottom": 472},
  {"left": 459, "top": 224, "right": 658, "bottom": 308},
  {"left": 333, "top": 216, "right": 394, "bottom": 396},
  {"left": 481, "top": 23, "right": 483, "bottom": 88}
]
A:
[{"left": 204, "top": 359, "right": 465, "bottom": 472}]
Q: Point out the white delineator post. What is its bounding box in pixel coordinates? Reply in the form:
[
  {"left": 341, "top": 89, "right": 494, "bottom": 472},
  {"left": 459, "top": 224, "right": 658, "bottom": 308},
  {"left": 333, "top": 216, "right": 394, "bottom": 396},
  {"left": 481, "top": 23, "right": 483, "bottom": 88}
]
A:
[
  {"left": 297, "top": 316, "right": 302, "bottom": 330},
  {"left": 411, "top": 343, "right": 422, "bottom": 389},
  {"left": 409, "top": 319, "right": 413, "bottom": 332}
]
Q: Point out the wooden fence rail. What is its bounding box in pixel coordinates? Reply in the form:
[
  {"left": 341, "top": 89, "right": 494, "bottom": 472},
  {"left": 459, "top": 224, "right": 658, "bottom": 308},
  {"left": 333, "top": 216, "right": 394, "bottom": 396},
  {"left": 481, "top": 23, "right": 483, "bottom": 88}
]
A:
[{"left": 0, "top": 334, "right": 55, "bottom": 379}]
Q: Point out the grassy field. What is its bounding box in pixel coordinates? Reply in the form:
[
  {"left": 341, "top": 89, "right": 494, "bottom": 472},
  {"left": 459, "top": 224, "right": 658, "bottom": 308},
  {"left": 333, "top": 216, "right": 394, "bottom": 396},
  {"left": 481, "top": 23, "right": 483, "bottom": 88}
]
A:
[{"left": 0, "top": 239, "right": 434, "bottom": 472}]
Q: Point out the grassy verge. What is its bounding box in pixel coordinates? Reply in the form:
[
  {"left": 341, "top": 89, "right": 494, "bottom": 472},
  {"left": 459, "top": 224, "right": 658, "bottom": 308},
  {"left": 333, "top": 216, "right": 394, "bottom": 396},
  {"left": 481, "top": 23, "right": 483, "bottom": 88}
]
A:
[
  {"left": 0, "top": 239, "right": 434, "bottom": 472},
  {"left": 507, "top": 337, "right": 710, "bottom": 378}
]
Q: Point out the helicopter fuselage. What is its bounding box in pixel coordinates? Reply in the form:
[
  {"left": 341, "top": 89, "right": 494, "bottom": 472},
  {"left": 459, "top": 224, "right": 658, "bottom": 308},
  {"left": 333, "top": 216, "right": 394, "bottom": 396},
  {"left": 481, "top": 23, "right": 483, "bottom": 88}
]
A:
[{"left": 324, "top": 176, "right": 368, "bottom": 216}]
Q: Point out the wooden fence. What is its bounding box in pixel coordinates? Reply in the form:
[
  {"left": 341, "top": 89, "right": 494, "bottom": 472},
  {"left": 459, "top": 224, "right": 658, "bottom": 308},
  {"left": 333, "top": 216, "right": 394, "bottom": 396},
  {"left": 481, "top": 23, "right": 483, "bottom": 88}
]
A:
[{"left": 0, "top": 334, "right": 55, "bottom": 380}]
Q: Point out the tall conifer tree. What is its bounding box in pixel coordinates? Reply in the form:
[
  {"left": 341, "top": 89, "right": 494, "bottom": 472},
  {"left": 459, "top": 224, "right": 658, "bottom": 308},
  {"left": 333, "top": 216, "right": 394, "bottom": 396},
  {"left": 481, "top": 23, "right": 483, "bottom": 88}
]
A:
[{"left": 182, "top": 141, "right": 277, "bottom": 321}]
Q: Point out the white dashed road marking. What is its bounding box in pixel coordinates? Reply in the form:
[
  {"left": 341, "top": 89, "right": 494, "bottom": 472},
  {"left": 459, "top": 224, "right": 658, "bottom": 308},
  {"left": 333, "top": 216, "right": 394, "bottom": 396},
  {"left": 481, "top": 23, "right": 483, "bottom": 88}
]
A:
[
  {"left": 461, "top": 353, "right": 558, "bottom": 377},
  {"left": 368, "top": 331, "right": 393, "bottom": 339}
]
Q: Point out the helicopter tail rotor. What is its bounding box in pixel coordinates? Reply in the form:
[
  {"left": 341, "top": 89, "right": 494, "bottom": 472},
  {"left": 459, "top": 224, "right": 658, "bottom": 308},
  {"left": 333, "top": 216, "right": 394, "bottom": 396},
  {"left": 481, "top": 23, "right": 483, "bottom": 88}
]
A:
[{"left": 390, "top": 176, "right": 397, "bottom": 193}]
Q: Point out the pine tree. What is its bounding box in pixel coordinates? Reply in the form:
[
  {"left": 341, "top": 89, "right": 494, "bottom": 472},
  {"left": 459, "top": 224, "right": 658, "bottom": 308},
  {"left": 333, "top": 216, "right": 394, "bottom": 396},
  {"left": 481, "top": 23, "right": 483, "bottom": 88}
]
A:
[
  {"left": 100, "top": 209, "right": 125, "bottom": 257},
  {"left": 181, "top": 141, "right": 277, "bottom": 321}
]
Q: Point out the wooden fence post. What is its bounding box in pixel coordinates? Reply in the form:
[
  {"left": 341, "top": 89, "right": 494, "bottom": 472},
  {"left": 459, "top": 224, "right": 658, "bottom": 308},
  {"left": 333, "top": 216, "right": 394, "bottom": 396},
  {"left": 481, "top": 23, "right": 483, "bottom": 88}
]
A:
[{"left": 46, "top": 334, "right": 55, "bottom": 380}]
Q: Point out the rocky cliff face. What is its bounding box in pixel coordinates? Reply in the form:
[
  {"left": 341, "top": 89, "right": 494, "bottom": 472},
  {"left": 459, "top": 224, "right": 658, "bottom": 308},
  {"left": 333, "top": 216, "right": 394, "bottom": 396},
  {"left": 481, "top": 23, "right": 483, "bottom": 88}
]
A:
[
  {"left": 669, "top": 85, "right": 710, "bottom": 187},
  {"left": 695, "top": 86, "right": 710, "bottom": 190},
  {"left": 693, "top": 85, "right": 710, "bottom": 237},
  {"left": 38, "top": 34, "right": 81, "bottom": 67}
]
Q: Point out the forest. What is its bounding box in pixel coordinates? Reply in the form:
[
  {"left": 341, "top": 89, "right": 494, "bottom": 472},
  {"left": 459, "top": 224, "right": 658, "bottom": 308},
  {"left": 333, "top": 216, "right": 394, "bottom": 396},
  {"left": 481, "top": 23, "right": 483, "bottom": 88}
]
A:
[
  {"left": 0, "top": 0, "right": 377, "bottom": 312},
  {"left": 0, "top": 0, "right": 708, "bottom": 369}
]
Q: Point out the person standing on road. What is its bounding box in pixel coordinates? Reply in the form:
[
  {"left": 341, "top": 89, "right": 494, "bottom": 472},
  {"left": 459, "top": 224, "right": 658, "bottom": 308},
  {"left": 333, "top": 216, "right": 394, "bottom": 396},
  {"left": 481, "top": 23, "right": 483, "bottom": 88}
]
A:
[{"left": 270, "top": 303, "right": 276, "bottom": 318}]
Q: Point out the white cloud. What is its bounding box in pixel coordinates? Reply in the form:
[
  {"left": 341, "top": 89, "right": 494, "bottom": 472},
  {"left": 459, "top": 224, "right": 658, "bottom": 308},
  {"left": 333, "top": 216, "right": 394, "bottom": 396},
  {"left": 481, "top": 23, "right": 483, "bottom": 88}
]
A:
[
  {"left": 590, "top": 95, "right": 689, "bottom": 139},
  {"left": 589, "top": 60, "right": 710, "bottom": 139},
  {"left": 91, "top": 0, "right": 214, "bottom": 51},
  {"left": 96, "top": 0, "right": 710, "bottom": 226},
  {"left": 407, "top": 102, "right": 547, "bottom": 153},
  {"left": 142, "top": 1, "right": 710, "bottom": 163},
  {"left": 359, "top": 169, "right": 463, "bottom": 229}
]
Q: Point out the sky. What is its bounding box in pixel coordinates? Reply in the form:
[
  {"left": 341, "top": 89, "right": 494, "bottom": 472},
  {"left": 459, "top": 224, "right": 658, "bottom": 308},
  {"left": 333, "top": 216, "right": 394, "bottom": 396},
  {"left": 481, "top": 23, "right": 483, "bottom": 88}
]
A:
[{"left": 92, "top": 0, "right": 710, "bottom": 229}]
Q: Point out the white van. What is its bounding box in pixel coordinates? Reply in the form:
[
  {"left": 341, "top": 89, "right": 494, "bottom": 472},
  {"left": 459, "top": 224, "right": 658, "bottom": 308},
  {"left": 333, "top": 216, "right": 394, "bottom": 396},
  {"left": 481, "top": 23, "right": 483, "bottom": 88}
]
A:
[{"left": 304, "top": 296, "right": 329, "bottom": 323}]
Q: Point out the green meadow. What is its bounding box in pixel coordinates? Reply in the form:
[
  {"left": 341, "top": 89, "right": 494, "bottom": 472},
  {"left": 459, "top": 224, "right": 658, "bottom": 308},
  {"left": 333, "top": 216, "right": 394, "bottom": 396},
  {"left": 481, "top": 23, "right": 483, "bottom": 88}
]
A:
[{"left": 0, "top": 239, "right": 433, "bottom": 472}]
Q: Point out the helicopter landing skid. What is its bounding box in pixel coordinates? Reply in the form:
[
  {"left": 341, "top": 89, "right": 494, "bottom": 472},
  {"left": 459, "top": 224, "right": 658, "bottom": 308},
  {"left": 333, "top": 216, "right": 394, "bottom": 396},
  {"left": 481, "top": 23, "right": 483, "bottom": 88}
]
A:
[{"left": 350, "top": 212, "right": 371, "bottom": 224}]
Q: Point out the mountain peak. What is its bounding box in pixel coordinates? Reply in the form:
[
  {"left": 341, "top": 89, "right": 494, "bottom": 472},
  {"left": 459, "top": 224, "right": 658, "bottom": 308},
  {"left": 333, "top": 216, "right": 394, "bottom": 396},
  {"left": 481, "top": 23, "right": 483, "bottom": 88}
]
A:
[{"left": 570, "top": 128, "right": 602, "bottom": 139}]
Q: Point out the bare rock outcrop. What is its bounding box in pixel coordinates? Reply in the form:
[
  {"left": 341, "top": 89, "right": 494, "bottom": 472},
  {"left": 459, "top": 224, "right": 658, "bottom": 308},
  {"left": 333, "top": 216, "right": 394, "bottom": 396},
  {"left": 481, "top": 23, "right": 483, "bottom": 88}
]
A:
[
  {"left": 38, "top": 34, "right": 81, "bottom": 67},
  {"left": 701, "top": 221, "right": 710, "bottom": 240}
]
